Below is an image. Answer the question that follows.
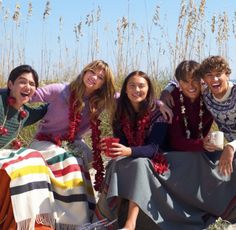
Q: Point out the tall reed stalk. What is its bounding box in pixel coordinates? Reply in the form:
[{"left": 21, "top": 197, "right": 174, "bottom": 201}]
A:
[{"left": 0, "top": 1, "right": 234, "bottom": 84}]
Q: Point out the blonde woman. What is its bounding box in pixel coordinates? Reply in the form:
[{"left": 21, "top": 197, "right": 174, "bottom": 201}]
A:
[{"left": 30, "top": 60, "right": 116, "bottom": 229}]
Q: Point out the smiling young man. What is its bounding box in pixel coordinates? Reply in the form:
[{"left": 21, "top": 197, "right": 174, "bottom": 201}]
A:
[
  {"left": 7, "top": 67, "right": 38, "bottom": 108},
  {"left": 166, "top": 60, "right": 213, "bottom": 151},
  {"left": 198, "top": 55, "right": 236, "bottom": 176},
  {"left": 0, "top": 64, "right": 52, "bottom": 230},
  {"left": 0, "top": 65, "right": 48, "bottom": 148}
]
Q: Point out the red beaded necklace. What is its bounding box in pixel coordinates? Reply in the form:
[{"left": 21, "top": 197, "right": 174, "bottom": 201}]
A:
[{"left": 0, "top": 96, "right": 28, "bottom": 149}]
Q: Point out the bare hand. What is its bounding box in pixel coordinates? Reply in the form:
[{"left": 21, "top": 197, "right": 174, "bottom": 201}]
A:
[
  {"left": 218, "top": 145, "right": 234, "bottom": 176},
  {"left": 108, "top": 143, "right": 132, "bottom": 157},
  {"left": 158, "top": 100, "right": 173, "bottom": 123},
  {"left": 160, "top": 90, "right": 175, "bottom": 108}
]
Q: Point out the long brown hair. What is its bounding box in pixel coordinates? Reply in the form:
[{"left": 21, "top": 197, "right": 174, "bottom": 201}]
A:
[
  {"left": 113, "top": 71, "right": 156, "bottom": 126},
  {"left": 70, "top": 60, "right": 116, "bottom": 120}
]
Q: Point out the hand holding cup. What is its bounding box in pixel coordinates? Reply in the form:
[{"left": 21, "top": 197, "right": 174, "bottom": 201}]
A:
[{"left": 102, "top": 137, "right": 120, "bottom": 158}]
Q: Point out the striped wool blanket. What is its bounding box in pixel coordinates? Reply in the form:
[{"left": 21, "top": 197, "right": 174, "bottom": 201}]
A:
[
  {"left": 30, "top": 140, "right": 96, "bottom": 230},
  {"left": 0, "top": 140, "right": 97, "bottom": 230},
  {"left": 0, "top": 147, "right": 55, "bottom": 230}
]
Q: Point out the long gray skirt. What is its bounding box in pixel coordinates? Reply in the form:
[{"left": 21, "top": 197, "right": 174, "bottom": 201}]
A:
[{"left": 95, "top": 151, "right": 236, "bottom": 230}]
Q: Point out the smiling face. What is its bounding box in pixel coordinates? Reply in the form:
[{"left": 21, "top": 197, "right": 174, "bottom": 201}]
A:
[
  {"left": 8, "top": 72, "right": 37, "bottom": 108},
  {"left": 202, "top": 71, "right": 229, "bottom": 99},
  {"left": 83, "top": 68, "right": 105, "bottom": 96},
  {"left": 126, "top": 75, "right": 149, "bottom": 111},
  {"left": 179, "top": 74, "right": 201, "bottom": 102}
]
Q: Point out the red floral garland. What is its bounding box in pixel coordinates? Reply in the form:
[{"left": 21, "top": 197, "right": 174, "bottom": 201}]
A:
[
  {"left": 121, "top": 112, "right": 169, "bottom": 175},
  {"left": 36, "top": 93, "right": 82, "bottom": 146},
  {"left": 67, "top": 95, "right": 82, "bottom": 142},
  {"left": 36, "top": 92, "right": 104, "bottom": 191},
  {"left": 121, "top": 112, "right": 151, "bottom": 146},
  {"left": 90, "top": 118, "right": 104, "bottom": 191},
  {"left": 152, "top": 153, "right": 169, "bottom": 174}
]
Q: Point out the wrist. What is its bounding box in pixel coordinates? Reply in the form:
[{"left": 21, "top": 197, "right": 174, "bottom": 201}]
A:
[{"left": 128, "top": 147, "right": 133, "bottom": 156}]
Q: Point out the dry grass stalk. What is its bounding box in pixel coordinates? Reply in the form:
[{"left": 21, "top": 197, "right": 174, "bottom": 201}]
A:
[
  {"left": 12, "top": 4, "right": 20, "bottom": 23},
  {"left": 216, "top": 12, "right": 229, "bottom": 56},
  {"left": 43, "top": 1, "right": 51, "bottom": 20},
  {"left": 211, "top": 15, "right": 216, "bottom": 33},
  {"left": 27, "top": 2, "right": 32, "bottom": 18},
  {"left": 0, "top": 1, "right": 235, "bottom": 86},
  {"left": 232, "top": 12, "right": 236, "bottom": 39}
]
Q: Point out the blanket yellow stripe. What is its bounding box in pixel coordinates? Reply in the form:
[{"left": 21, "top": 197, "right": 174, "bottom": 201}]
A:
[
  {"left": 9, "top": 165, "right": 50, "bottom": 179},
  {"left": 9, "top": 165, "right": 94, "bottom": 195},
  {"left": 51, "top": 177, "right": 94, "bottom": 195}
]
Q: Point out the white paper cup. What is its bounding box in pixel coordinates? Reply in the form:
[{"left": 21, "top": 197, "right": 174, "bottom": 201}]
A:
[{"left": 210, "top": 131, "right": 224, "bottom": 150}]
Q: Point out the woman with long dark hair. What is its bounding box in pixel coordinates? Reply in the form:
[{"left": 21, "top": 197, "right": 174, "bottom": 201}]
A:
[{"left": 94, "top": 70, "right": 168, "bottom": 229}]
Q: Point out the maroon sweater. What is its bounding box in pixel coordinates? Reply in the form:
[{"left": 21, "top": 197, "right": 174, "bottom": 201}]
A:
[{"left": 168, "top": 87, "right": 213, "bottom": 151}]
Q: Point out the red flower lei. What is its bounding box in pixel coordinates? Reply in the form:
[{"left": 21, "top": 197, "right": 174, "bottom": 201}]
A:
[
  {"left": 152, "top": 153, "right": 169, "bottom": 174},
  {"left": 121, "top": 112, "right": 151, "bottom": 146},
  {"left": 121, "top": 112, "right": 169, "bottom": 175},
  {"left": 36, "top": 93, "right": 104, "bottom": 191},
  {"left": 90, "top": 118, "right": 104, "bottom": 191},
  {"left": 36, "top": 92, "right": 82, "bottom": 146}
]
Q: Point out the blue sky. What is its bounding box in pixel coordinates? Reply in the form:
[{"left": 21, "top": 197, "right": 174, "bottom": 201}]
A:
[{"left": 1, "top": 0, "right": 236, "bottom": 80}]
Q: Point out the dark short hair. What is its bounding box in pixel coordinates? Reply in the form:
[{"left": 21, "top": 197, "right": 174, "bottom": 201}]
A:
[
  {"left": 8, "top": 65, "right": 39, "bottom": 88},
  {"left": 198, "top": 55, "right": 231, "bottom": 78},
  {"left": 175, "top": 60, "right": 200, "bottom": 82}
]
